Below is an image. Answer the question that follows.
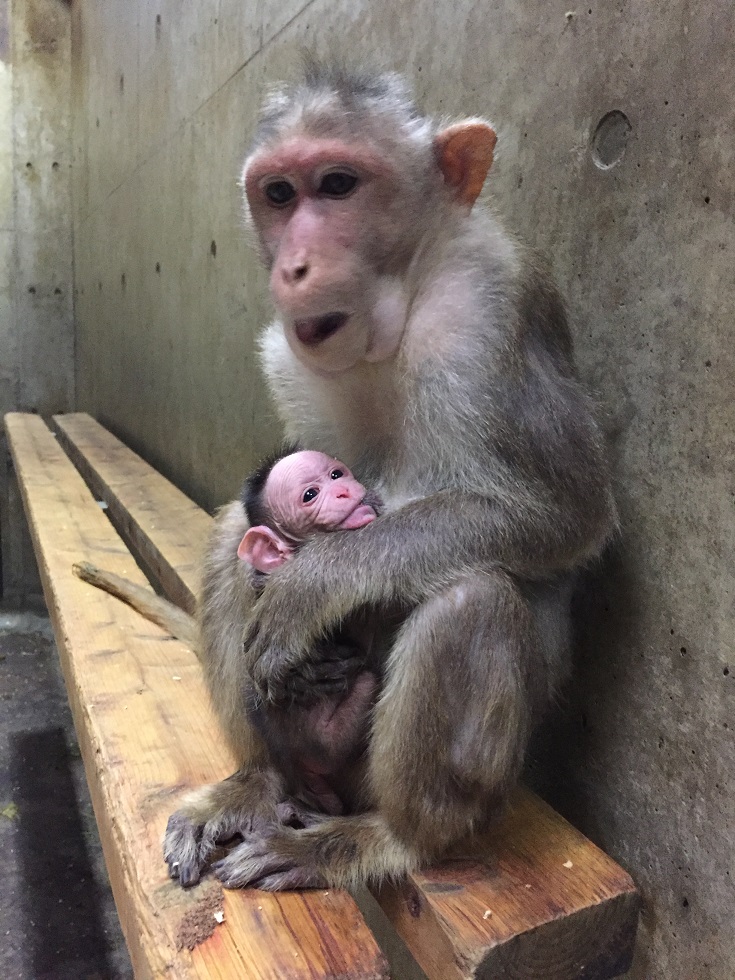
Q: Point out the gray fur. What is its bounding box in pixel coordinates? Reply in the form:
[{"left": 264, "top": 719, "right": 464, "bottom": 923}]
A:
[{"left": 163, "top": 63, "right": 616, "bottom": 891}]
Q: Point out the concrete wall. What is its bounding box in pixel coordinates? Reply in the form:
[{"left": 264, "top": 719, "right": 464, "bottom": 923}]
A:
[
  {"left": 0, "top": 0, "right": 73, "bottom": 603},
  {"left": 70, "top": 2, "right": 734, "bottom": 977}
]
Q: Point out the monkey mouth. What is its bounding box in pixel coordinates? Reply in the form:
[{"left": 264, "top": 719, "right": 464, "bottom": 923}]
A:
[
  {"left": 338, "top": 503, "right": 377, "bottom": 530},
  {"left": 294, "top": 312, "right": 349, "bottom": 346}
]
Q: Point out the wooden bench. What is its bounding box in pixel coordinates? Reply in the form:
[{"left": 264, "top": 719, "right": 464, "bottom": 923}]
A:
[{"left": 6, "top": 411, "right": 640, "bottom": 980}]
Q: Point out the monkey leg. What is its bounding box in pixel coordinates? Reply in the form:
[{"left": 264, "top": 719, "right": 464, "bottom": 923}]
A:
[{"left": 211, "top": 570, "right": 537, "bottom": 891}]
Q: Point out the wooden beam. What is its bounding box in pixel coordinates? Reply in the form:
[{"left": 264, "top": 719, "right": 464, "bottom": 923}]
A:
[
  {"left": 53, "top": 412, "right": 208, "bottom": 613},
  {"left": 49, "top": 411, "right": 640, "bottom": 979},
  {"left": 375, "top": 789, "right": 639, "bottom": 979},
  {"left": 6, "top": 413, "right": 389, "bottom": 980}
]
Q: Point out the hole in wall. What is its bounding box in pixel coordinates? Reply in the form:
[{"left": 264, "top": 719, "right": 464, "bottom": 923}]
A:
[
  {"left": 591, "top": 110, "right": 632, "bottom": 170},
  {"left": 210, "top": 240, "right": 217, "bottom": 257},
  {"left": 155, "top": 262, "right": 161, "bottom": 274},
  {"left": 121, "top": 273, "right": 126, "bottom": 290},
  {"left": 52, "top": 161, "right": 59, "bottom": 171}
]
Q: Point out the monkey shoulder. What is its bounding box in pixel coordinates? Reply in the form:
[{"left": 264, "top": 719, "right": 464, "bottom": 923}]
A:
[{"left": 202, "top": 500, "right": 256, "bottom": 611}]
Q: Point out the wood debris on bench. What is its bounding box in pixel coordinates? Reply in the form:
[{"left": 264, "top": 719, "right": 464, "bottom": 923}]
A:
[{"left": 8, "top": 410, "right": 640, "bottom": 979}]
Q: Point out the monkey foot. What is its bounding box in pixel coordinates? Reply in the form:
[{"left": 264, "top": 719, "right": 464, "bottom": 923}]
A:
[
  {"left": 163, "top": 769, "right": 318, "bottom": 888},
  {"left": 164, "top": 807, "right": 265, "bottom": 888},
  {"left": 211, "top": 827, "right": 329, "bottom": 891}
]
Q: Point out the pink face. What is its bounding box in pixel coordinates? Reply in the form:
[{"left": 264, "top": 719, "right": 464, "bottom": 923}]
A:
[
  {"left": 265, "top": 450, "right": 376, "bottom": 541},
  {"left": 242, "top": 136, "right": 408, "bottom": 373}
]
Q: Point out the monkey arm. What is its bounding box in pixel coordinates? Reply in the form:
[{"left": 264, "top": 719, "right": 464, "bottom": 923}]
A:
[{"left": 247, "top": 484, "right": 616, "bottom": 700}]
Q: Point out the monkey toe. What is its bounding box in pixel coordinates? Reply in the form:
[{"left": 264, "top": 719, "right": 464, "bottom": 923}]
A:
[
  {"left": 163, "top": 811, "right": 204, "bottom": 887},
  {"left": 212, "top": 838, "right": 286, "bottom": 889},
  {"left": 212, "top": 829, "right": 325, "bottom": 891},
  {"left": 275, "top": 799, "right": 326, "bottom": 828},
  {"left": 255, "top": 868, "right": 328, "bottom": 890}
]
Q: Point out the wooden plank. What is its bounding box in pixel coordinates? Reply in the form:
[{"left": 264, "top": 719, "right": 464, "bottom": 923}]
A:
[
  {"left": 50, "top": 411, "right": 640, "bottom": 979},
  {"left": 375, "top": 789, "right": 639, "bottom": 979},
  {"left": 6, "top": 413, "right": 389, "bottom": 980},
  {"left": 53, "top": 412, "right": 209, "bottom": 613}
]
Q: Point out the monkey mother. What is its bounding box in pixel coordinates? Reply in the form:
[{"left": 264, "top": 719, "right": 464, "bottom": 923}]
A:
[{"left": 163, "top": 62, "right": 616, "bottom": 891}]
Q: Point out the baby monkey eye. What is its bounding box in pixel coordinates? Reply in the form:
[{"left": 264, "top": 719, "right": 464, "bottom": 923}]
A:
[
  {"left": 330, "top": 469, "right": 344, "bottom": 479},
  {"left": 319, "top": 172, "right": 358, "bottom": 198},
  {"left": 302, "top": 487, "right": 319, "bottom": 503},
  {"left": 264, "top": 180, "right": 296, "bottom": 206}
]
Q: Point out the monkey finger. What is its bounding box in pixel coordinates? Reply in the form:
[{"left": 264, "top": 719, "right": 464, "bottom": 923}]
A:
[{"left": 251, "top": 649, "right": 298, "bottom": 703}]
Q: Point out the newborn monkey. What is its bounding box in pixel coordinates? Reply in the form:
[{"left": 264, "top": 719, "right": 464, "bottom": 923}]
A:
[
  {"left": 239, "top": 447, "right": 380, "bottom": 570},
  {"left": 239, "top": 447, "right": 383, "bottom": 816},
  {"left": 75, "top": 447, "right": 383, "bottom": 817}
]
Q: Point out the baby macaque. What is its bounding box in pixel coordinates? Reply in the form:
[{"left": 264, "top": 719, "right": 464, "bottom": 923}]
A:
[
  {"left": 238, "top": 447, "right": 380, "bottom": 570},
  {"left": 239, "top": 447, "right": 383, "bottom": 816}
]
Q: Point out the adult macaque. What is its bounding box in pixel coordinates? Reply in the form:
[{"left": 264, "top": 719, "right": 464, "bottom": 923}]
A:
[{"left": 163, "top": 61, "right": 616, "bottom": 891}]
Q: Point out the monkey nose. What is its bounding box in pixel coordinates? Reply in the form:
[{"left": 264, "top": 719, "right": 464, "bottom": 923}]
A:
[{"left": 283, "top": 262, "right": 309, "bottom": 285}]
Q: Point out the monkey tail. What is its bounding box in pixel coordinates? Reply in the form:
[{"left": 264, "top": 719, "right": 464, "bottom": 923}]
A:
[{"left": 72, "top": 561, "right": 200, "bottom": 656}]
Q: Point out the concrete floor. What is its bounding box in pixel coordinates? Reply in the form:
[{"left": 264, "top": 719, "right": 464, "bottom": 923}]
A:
[{"left": 0, "top": 608, "right": 133, "bottom": 980}]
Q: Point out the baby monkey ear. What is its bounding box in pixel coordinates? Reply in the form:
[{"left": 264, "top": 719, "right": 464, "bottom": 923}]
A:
[
  {"left": 434, "top": 120, "right": 497, "bottom": 208},
  {"left": 237, "top": 526, "right": 293, "bottom": 573}
]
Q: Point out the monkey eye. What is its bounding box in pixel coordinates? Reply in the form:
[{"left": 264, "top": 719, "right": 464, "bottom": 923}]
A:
[
  {"left": 319, "top": 172, "right": 358, "bottom": 198},
  {"left": 264, "top": 179, "right": 296, "bottom": 206},
  {"left": 330, "top": 469, "right": 344, "bottom": 480},
  {"left": 302, "top": 487, "right": 319, "bottom": 503}
]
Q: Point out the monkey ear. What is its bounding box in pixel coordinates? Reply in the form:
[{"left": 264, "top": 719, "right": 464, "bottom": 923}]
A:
[
  {"left": 237, "top": 526, "right": 292, "bottom": 573},
  {"left": 434, "top": 121, "right": 497, "bottom": 209}
]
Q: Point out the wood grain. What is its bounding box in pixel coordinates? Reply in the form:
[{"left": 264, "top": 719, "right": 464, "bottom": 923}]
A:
[
  {"left": 6, "top": 413, "right": 389, "bottom": 980},
  {"left": 44, "top": 411, "right": 640, "bottom": 979},
  {"left": 375, "top": 789, "right": 639, "bottom": 978},
  {"left": 53, "top": 412, "right": 209, "bottom": 612}
]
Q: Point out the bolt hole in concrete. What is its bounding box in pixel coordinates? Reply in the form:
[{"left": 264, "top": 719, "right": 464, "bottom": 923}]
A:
[{"left": 591, "top": 110, "right": 632, "bottom": 170}]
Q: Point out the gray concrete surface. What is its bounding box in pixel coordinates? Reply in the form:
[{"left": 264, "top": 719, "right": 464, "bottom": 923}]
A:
[
  {"left": 0, "top": 0, "right": 726, "bottom": 976},
  {"left": 0, "top": 0, "right": 74, "bottom": 603},
  {"left": 0, "top": 610, "right": 133, "bottom": 979}
]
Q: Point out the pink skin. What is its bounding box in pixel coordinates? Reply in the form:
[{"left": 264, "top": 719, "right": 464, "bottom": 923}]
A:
[
  {"left": 238, "top": 451, "right": 377, "bottom": 574},
  {"left": 243, "top": 138, "right": 408, "bottom": 373}
]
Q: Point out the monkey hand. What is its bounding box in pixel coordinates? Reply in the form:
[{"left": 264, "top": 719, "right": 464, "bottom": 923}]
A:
[
  {"left": 244, "top": 574, "right": 339, "bottom": 702},
  {"left": 212, "top": 824, "right": 331, "bottom": 891},
  {"left": 279, "top": 642, "right": 366, "bottom": 706},
  {"left": 163, "top": 767, "right": 295, "bottom": 887}
]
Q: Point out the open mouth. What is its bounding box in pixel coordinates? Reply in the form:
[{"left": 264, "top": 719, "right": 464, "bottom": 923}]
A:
[{"left": 294, "top": 312, "right": 349, "bottom": 346}]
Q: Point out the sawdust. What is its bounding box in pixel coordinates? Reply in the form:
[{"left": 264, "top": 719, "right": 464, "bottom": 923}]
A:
[{"left": 173, "top": 882, "right": 225, "bottom": 951}]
